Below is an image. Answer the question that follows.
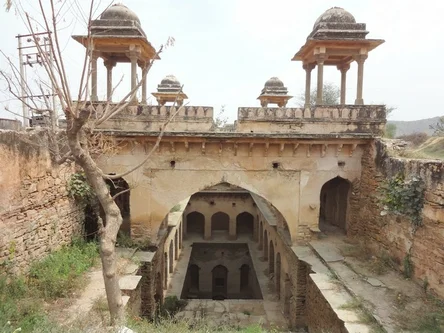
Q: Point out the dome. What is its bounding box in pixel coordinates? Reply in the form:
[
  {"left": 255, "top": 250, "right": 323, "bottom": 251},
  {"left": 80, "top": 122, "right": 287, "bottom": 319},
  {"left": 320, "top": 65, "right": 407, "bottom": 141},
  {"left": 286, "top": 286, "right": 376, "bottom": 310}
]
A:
[
  {"left": 160, "top": 75, "right": 181, "bottom": 88},
  {"left": 264, "top": 77, "right": 284, "bottom": 88},
  {"left": 100, "top": 3, "right": 141, "bottom": 24},
  {"left": 313, "top": 7, "right": 356, "bottom": 29}
]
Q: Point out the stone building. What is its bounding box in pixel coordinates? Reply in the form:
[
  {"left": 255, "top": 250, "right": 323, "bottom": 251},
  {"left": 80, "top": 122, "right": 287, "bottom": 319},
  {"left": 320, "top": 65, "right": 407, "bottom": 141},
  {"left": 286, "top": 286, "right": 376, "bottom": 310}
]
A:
[
  {"left": 8, "top": 4, "right": 443, "bottom": 333},
  {"left": 69, "top": 3, "right": 389, "bottom": 331}
]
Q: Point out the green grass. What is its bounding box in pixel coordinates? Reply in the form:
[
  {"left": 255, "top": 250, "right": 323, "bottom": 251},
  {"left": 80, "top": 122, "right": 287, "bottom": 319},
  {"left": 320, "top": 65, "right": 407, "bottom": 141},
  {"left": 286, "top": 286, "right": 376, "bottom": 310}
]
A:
[
  {"left": 29, "top": 238, "right": 98, "bottom": 299},
  {"left": 0, "top": 239, "right": 98, "bottom": 333},
  {"left": 128, "top": 317, "right": 279, "bottom": 333}
]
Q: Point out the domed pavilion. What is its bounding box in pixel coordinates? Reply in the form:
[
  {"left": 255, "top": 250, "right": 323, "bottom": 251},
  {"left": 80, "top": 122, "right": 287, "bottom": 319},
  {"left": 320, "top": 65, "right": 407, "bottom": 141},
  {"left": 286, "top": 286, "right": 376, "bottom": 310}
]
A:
[
  {"left": 72, "top": 3, "right": 159, "bottom": 103},
  {"left": 152, "top": 75, "right": 188, "bottom": 106},
  {"left": 292, "top": 7, "right": 384, "bottom": 107},
  {"left": 257, "top": 77, "right": 292, "bottom": 107}
]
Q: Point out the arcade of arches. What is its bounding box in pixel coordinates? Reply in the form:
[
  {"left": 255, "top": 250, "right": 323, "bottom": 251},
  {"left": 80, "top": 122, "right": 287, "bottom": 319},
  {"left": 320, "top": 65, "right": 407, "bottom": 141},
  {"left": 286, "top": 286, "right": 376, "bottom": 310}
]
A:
[{"left": 133, "top": 180, "right": 356, "bottom": 330}]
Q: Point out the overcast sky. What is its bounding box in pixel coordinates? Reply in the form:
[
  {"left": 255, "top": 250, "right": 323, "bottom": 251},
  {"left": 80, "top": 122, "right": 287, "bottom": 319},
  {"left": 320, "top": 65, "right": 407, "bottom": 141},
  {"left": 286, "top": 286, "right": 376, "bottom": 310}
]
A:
[{"left": 1, "top": 0, "right": 443, "bottom": 123}]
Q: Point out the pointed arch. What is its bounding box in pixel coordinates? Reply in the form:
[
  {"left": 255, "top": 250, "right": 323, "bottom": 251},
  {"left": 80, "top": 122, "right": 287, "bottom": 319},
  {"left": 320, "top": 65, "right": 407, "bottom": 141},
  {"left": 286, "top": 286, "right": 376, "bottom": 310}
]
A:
[{"left": 319, "top": 176, "right": 351, "bottom": 233}]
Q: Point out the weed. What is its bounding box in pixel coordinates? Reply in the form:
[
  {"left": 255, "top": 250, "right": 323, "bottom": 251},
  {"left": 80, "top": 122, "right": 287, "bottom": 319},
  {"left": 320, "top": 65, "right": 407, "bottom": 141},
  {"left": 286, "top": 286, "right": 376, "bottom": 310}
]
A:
[
  {"left": 160, "top": 296, "right": 188, "bottom": 317},
  {"left": 242, "top": 310, "right": 251, "bottom": 316},
  {"left": 403, "top": 254, "right": 413, "bottom": 279},
  {"left": 29, "top": 239, "right": 98, "bottom": 299},
  {"left": 116, "top": 231, "right": 154, "bottom": 251},
  {"left": 170, "top": 204, "right": 182, "bottom": 212},
  {"left": 423, "top": 277, "right": 429, "bottom": 293}
]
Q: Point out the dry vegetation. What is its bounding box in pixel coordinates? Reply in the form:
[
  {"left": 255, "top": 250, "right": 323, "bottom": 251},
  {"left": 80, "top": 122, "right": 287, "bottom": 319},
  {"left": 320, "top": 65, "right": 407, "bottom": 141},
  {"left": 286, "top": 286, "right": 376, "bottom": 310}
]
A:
[{"left": 389, "top": 134, "right": 444, "bottom": 160}]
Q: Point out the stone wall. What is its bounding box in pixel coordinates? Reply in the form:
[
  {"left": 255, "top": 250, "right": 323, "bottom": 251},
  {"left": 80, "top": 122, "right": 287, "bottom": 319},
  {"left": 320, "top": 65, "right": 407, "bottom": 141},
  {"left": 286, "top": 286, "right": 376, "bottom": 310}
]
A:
[
  {"left": 0, "top": 130, "right": 83, "bottom": 274},
  {"left": 305, "top": 275, "right": 347, "bottom": 333},
  {"left": 352, "top": 139, "right": 444, "bottom": 297}
]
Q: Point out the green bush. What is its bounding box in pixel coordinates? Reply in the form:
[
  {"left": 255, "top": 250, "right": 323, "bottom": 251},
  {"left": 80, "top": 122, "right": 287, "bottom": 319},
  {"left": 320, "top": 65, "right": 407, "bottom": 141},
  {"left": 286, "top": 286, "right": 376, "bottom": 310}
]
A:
[
  {"left": 29, "top": 239, "right": 98, "bottom": 299},
  {"left": 161, "top": 296, "right": 188, "bottom": 317}
]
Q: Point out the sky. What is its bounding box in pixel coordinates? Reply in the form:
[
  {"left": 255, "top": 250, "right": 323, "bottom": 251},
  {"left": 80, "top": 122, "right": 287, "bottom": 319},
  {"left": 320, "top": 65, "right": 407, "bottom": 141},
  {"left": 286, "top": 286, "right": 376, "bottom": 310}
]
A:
[{"left": 0, "top": 0, "right": 443, "bottom": 123}]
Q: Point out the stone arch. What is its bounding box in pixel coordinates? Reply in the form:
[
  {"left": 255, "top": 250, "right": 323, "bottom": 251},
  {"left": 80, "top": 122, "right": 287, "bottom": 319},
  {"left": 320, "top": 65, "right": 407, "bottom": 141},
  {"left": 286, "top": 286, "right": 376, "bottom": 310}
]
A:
[
  {"left": 263, "top": 231, "right": 269, "bottom": 260},
  {"left": 236, "top": 212, "right": 254, "bottom": 237},
  {"left": 212, "top": 264, "right": 228, "bottom": 300},
  {"left": 269, "top": 240, "right": 275, "bottom": 275},
  {"left": 211, "top": 212, "right": 229, "bottom": 232},
  {"left": 186, "top": 211, "right": 205, "bottom": 237},
  {"left": 276, "top": 252, "right": 281, "bottom": 299},
  {"left": 168, "top": 240, "right": 174, "bottom": 274},
  {"left": 319, "top": 176, "right": 351, "bottom": 233}
]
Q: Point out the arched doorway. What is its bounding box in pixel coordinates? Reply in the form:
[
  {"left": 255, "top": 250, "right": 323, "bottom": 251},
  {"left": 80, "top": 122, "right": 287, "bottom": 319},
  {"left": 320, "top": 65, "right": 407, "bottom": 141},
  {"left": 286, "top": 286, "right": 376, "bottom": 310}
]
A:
[
  {"left": 263, "top": 232, "right": 268, "bottom": 260},
  {"left": 319, "top": 177, "right": 351, "bottom": 233},
  {"left": 240, "top": 264, "right": 250, "bottom": 292},
  {"left": 269, "top": 241, "right": 275, "bottom": 275},
  {"left": 212, "top": 265, "right": 228, "bottom": 300},
  {"left": 106, "top": 176, "right": 130, "bottom": 235},
  {"left": 169, "top": 240, "right": 174, "bottom": 274},
  {"left": 236, "top": 212, "right": 254, "bottom": 238},
  {"left": 186, "top": 212, "right": 205, "bottom": 237},
  {"left": 211, "top": 212, "right": 229, "bottom": 236},
  {"left": 276, "top": 253, "right": 281, "bottom": 299}
]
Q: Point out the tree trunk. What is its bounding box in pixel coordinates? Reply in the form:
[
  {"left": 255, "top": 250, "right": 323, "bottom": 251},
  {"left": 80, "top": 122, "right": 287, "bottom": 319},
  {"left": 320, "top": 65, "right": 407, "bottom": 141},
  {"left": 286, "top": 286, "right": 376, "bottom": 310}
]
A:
[{"left": 66, "top": 114, "right": 124, "bottom": 325}]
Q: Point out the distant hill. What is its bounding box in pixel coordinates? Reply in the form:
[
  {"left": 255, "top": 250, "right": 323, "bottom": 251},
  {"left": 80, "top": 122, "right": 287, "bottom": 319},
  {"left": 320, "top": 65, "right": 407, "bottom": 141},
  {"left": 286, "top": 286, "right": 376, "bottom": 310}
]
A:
[{"left": 388, "top": 117, "right": 441, "bottom": 137}]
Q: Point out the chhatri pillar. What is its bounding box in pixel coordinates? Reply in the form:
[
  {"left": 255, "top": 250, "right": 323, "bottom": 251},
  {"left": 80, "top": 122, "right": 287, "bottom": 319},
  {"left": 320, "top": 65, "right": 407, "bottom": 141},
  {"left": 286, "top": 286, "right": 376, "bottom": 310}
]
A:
[
  {"left": 72, "top": 3, "right": 159, "bottom": 103},
  {"left": 292, "top": 7, "right": 384, "bottom": 106},
  {"left": 257, "top": 77, "right": 292, "bottom": 108},
  {"left": 152, "top": 75, "right": 188, "bottom": 106},
  {"left": 337, "top": 63, "right": 350, "bottom": 105},
  {"left": 303, "top": 63, "right": 315, "bottom": 108}
]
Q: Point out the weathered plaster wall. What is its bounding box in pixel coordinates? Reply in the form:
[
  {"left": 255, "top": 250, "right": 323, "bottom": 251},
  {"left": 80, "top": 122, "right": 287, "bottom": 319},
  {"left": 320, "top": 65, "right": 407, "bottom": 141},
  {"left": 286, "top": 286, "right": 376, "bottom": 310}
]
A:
[
  {"left": 184, "top": 193, "right": 256, "bottom": 240},
  {"left": 351, "top": 140, "right": 444, "bottom": 297},
  {"left": 0, "top": 131, "right": 83, "bottom": 273},
  {"left": 99, "top": 139, "right": 363, "bottom": 243}
]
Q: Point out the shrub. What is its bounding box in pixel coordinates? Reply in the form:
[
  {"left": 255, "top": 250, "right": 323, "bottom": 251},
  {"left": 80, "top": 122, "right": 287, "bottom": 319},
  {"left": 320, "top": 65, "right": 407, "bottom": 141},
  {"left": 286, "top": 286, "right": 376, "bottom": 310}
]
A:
[
  {"left": 379, "top": 173, "right": 425, "bottom": 228},
  {"left": 398, "top": 132, "right": 429, "bottom": 146},
  {"left": 160, "top": 296, "right": 188, "bottom": 317}
]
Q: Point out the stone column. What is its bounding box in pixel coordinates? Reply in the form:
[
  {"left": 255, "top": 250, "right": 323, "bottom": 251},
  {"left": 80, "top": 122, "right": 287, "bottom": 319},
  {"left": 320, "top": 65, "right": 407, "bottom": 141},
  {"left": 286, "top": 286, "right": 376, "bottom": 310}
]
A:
[
  {"left": 127, "top": 50, "right": 140, "bottom": 104},
  {"left": 355, "top": 54, "right": 368, "bottom": 105},
  {"left": 140, "top": 62, "right": 148, "bottom": 104},
  {"left": 91, "top": 51, "right": 99, "bottom": 101},
  {"left": 204, "top": 217, "right": 211, "bottom": 240},
  {"left": 315, "top": 54, "right": 326, "bottom": 105},
  {"left": 303, "top": 63, "right": 315, "bottom": 108},
  {"left": 228, "top": 217, "right": 236, "bottom": 240},
  {"left": 338, "top": 63, "right": 350, "bottom": 105},
  {"left": 104, "top": 60, "right": 116, "bottom": 102}
]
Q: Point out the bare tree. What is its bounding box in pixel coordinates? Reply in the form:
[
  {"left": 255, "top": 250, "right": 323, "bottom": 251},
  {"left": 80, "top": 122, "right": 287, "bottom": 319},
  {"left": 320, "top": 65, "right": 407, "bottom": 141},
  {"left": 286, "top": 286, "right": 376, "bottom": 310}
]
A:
[
  {"left": 431, "top": 117, "right": 444, "bottom": 136},
  {"left": 2, "top": 0, "right": 180, "bottom": 325}
]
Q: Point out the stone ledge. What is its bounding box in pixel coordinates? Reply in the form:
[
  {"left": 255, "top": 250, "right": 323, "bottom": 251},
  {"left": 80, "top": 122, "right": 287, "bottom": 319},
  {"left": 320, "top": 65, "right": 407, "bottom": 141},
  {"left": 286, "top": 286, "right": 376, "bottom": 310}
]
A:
[{"left": 119, "top": 275, "right": 142, "bottom": 292}]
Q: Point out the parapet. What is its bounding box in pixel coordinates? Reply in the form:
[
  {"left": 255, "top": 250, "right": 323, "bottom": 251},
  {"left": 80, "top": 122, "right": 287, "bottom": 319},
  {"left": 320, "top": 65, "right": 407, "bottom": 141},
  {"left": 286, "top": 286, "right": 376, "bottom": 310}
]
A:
[
  {"left": 95, "top": 103, "right": 214, "bottom": 132},
  {"left": 237, "top": 105, "right": 386, "bottom": 135}
]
